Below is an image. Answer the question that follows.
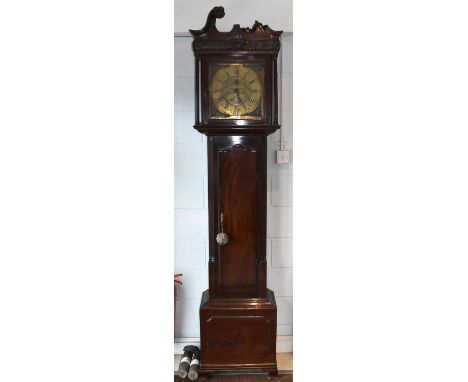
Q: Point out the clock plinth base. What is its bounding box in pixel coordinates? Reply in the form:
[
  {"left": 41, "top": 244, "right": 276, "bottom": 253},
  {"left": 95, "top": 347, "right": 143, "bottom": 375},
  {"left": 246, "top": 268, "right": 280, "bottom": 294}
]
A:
[{"left": 199, "top": 289, "right": 278, "bottom": 376}]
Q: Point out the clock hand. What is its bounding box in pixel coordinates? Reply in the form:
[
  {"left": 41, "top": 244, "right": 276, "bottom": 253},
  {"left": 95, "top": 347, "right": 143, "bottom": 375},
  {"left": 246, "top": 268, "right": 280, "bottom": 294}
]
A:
[
  {"left": 234, "top": 88, "right": 244, "bottom": 105},
  {"left": 233, "top": 88, "right": 244, "bottom": 105}
]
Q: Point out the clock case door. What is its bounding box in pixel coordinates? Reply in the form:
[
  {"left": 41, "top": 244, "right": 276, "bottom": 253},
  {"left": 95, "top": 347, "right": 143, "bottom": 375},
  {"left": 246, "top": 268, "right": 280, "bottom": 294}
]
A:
[
  {"left": 207, "top": 135, "right": 267, "bottom": 299},
  {"left": 198, "top": 54, "right": 275, "bottom": 127}
]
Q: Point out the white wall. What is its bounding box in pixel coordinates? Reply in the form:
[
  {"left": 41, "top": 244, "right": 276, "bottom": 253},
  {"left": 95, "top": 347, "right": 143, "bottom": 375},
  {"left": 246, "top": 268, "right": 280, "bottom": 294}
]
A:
[
  {"left": 174, "top": 0, "right": 293, "bottom": 34},
  {"left": 174, "top": 34, "right": 293, "bottom": 339}
]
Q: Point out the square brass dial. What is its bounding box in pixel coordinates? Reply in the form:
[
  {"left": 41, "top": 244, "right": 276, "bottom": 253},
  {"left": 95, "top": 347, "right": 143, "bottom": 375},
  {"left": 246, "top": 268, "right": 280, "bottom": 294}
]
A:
[{"left": 208, "top": 62, "right": 265, "bottom": 120}]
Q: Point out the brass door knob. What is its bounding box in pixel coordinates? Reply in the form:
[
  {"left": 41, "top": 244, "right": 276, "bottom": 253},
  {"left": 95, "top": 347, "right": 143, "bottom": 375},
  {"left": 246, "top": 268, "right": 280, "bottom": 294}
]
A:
[
  {"left": 216, "top": 232, "right": 229, "bottom": 245},
  {"left": 216, "top": 212, "right": 229, "bottom": 245}
]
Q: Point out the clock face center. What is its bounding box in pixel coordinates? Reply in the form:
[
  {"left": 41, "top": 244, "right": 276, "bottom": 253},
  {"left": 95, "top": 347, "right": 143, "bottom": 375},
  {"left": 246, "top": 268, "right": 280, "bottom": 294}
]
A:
[{"left": 222, "top": 77, "right": 250, "bottom": 107}]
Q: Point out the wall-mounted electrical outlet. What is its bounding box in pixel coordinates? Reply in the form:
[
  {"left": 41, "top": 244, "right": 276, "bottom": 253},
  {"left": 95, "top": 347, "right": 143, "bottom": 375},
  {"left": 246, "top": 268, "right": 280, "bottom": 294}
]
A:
[{"left": 276, "top": 150, "right": 290, "bottom": 164}]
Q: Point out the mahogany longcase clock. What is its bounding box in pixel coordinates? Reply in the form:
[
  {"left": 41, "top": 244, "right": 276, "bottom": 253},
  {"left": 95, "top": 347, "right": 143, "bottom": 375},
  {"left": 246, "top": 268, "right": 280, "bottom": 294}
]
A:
[{"left": 190, "top": 7, "right": 282, "bottom": 376}]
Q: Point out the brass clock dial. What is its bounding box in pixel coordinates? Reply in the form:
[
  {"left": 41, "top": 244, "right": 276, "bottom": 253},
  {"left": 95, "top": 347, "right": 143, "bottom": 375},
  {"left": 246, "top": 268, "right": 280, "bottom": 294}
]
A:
[{"left": 209, "top": 63, "right": 264, "bottom": 119}]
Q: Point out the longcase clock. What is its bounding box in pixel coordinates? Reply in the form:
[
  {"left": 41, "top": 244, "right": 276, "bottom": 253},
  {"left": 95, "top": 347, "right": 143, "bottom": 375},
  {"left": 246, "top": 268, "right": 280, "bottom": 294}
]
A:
[{"left": 189, "top": 7, "right": 282, "bottom": 376}]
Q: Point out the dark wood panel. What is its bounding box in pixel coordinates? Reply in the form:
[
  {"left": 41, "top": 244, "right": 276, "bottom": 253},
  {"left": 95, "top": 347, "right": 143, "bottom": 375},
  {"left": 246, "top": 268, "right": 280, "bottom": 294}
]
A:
[
  {"left": 218, "top": 145, "right": 257, "bottom": 293},
  {"left": 206, "top": 316, "right": 271, "bottom": 360}
]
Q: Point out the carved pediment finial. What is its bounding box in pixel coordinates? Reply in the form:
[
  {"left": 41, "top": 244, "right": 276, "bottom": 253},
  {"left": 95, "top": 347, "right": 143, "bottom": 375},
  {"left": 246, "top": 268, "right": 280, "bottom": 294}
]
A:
[
  {"left": 190, "top": 7, "right": 282, "bottom": 53},
  {"left": 189, "top": 6, "right": 225, "bottom": 36}
]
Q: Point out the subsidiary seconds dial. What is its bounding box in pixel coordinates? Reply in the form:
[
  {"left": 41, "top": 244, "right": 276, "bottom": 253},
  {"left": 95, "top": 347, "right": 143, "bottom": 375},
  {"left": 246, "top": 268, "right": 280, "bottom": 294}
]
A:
[{"left": 210, "top": 64, "right": 262, "bottom": 117}]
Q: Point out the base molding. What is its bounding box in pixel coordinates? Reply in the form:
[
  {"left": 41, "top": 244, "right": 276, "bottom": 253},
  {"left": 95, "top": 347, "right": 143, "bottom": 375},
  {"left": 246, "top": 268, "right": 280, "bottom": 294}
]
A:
[
  {"left": 174, "top": 335, "right": 292, "bottom": 353},
  {"left": 199, "top": 363, "right": 277, "bottom": 376}
]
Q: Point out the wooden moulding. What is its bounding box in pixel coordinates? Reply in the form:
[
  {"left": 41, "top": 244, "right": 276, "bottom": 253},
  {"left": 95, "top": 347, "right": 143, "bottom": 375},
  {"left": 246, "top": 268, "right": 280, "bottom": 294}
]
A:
[{"left": 194, "top": 124, "right": 280, "bottom": 136}]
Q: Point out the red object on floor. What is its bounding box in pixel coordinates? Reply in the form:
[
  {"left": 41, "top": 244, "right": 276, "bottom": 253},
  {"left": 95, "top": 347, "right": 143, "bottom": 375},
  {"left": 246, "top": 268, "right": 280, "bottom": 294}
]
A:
[{"left": 174, "top": 273, "right": 183, "bottom": 337}]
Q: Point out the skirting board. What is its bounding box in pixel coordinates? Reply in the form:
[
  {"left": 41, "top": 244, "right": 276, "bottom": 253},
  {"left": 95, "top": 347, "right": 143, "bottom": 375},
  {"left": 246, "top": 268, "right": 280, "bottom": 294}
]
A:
[{"left": 174, "top": 335, "right": 293, "bottom": 354}]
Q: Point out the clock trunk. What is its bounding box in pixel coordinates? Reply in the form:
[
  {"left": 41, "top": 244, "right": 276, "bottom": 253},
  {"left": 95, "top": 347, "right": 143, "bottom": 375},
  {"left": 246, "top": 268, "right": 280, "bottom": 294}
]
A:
[{"left": 207, "top": 135, "right": 267, "bottom": 299}]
